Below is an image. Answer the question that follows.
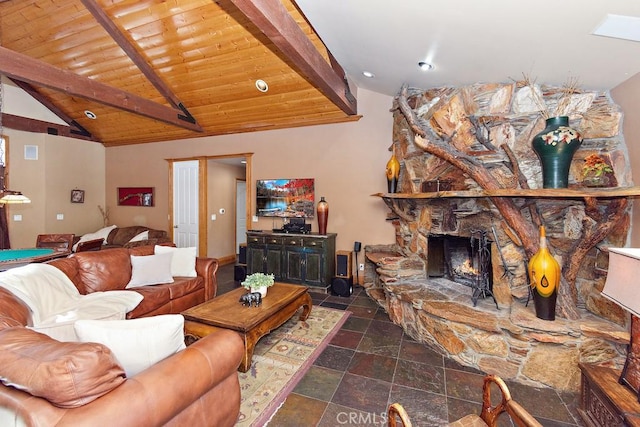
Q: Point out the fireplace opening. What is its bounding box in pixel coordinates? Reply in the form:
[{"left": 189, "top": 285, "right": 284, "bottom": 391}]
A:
[{"left": 427, "top": 231, "right": 497, "bottom": 308}]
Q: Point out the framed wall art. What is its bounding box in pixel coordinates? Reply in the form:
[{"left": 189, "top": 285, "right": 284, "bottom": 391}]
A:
[
  {"left": 117, "top": 187, "right": 154, "bottom": 207},
  {"left": 70, "top": 189, "right": 85, "bottom": 203}
]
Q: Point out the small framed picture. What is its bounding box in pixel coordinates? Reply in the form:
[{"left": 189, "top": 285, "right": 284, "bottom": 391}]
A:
[{"left": 71, "top": 189, "right": 85, "bottom": 203}]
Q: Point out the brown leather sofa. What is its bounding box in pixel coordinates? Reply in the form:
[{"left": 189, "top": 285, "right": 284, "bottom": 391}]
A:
[
  {"left": 104, "top": 226, "right": 173, "bottom": 249},
  {"left": 0, "top": 245, "right": 243, "bottom": 426},
  {"left": 49, "top": 245, "right": 218, "bottom": 314},
  {"left": 71, "top": 226, "right": 173, "bottom": 251}
]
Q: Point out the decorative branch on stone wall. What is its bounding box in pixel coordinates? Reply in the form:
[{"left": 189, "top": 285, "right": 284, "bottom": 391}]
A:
[{"left": 392, "top": 83, "right": 631, "bottom": 320}]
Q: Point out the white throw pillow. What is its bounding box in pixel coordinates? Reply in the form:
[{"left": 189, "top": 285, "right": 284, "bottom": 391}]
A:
[
  {"left": 126, "top": 253, "right": 174, "bottom": 288},
  {"left": 154, "top": 245, "right": 197, "bottom": 277},
  {"left": 74, "top": 314, "right": 186, "bottom": 377},
  {"left": 72, "top": 225, "right": 117, "bottom": 251},
  {"left": 128, "top": 230, "right": 149, "bottom": 243}
]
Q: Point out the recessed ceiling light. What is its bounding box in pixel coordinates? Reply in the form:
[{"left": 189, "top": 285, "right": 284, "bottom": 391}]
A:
[
  {"left": 255, "top": 79, "right": 268, "bottom": 92},
  {"left": 84, "top": 110, "right": 97, "bottom": 119},
  {"left": 363, "top": 71, "right": 375, "bottom": 78},
  {"left": 418, "top": 62, "right": 434, "bottom": 71}
]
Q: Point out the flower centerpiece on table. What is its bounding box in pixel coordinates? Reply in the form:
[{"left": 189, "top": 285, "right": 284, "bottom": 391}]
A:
[
  {"left": 582, "top": 154, "right": 614, "bottom": 187},
  {"left": 241, "top": 273, "right": 275, "bottom": 297}
]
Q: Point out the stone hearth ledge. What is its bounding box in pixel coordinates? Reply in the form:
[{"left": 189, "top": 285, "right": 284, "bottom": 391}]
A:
[{"left": 364, "top": 251, "right": 628, "bottom": 392}]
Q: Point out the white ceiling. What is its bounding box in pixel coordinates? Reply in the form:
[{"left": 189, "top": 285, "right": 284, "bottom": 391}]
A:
[{"left": 295, "top": 0, "right": 640, "bottom": 97}]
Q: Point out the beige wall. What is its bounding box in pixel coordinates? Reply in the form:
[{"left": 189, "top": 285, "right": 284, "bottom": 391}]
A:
[
  {"left": 4, "top": 129, "right": 106, "bottom": 248},
  {"left": 611, "top": 72, "right": 640, "bottom": 247},
  {"left": 7, "top": 80, "right": 640, "bottom": 255},
  {"left": 105, "top": 88, "right": 396, "bottom": 260}
]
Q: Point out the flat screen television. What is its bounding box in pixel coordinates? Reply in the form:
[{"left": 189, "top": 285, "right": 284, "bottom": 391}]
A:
[{"left": 256, "top": 178, "right": 314, "bottom": 218}]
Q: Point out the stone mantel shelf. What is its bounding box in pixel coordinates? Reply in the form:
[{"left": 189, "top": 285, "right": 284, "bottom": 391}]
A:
[{"left": 373, "top": 186, "right": 640, "bottom": 200}]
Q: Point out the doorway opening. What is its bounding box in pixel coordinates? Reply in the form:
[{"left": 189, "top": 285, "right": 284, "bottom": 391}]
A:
[{"left": 170, "top": 153, "right": 252, "bottom": 263}]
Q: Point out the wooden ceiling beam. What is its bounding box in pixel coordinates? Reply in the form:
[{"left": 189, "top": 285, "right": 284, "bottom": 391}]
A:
[
  {"left": 2, "top": 113, "right": 100, "bottom": 142},
  {"left": 0, "top": 46, "right": 203, "bottom": 133},
  {"left": 80, "top": 0, "right": 197, "bottom": 125},
  {"left": 228, "top": 0, "right": 357, "bottom": 116}
]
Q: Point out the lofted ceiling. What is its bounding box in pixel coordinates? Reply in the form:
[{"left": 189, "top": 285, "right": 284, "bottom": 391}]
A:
[
  {"left": 2, "top": 1, "right": 640, "bottom": 148},
  {"left": 296, "top": 0, "right": 640, "bottom": 96},
  {"left": 0, "top": 0, "right": 358, "bottom": 146}
]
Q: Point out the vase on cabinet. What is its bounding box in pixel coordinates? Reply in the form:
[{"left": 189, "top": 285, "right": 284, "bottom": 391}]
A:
[
  {"left": 528, "top": 226, "right": 560, "bottom": 320},
  {"left": 317, "top": 196, "right": 328, "bottom": 235},
  {"left": 531, "top": 116, "right": 582, "bottom": 188}
]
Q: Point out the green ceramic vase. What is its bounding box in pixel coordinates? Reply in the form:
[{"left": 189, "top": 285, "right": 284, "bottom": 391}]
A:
[{"left": 531, "top": 116, "right": 583, "bottom": 188}]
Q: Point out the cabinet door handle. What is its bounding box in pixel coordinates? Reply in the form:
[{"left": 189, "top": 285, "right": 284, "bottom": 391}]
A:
[{"left": 289, "top": 240, "right": 297, "bottom": 245}]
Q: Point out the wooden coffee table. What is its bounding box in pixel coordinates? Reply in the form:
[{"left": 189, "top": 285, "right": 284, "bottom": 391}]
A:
[{"left": 182, "top": 282, "right": 313, "bottom": 372}]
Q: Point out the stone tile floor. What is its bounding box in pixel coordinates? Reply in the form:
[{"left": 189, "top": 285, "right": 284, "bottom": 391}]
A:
[{"left": 218, "top": 264, "right": 585, "bottom": 426}]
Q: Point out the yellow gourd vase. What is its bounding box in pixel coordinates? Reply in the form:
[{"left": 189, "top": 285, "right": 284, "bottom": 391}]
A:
[
  {"left": 527, "top": 226, "right": 560, "bottom": 320},
  {"left": 386, "top": 151, "right": 400, "bottom": 193}
]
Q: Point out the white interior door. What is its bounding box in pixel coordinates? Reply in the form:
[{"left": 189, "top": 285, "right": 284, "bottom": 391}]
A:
[
  {"left": 173, "top": 160, "right": 199, "bottom": 249},
  {"left": 236, "top": 180, "right": 247, "bottom": 253}
]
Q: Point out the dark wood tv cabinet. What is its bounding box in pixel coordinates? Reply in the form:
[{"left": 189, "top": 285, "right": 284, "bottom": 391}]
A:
[
  {"left": 246, "top": 231, "right": 336, "bottom": 291},
  {"left": 579, "top": 363, "right": 640, "bottom": 426}
]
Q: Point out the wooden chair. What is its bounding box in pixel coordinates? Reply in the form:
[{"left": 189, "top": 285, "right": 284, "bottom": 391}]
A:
[
  {"left": 35, "top": 234, "right": 74, "bottom": 251},
  {"left": 388, "top": 375, "right": 543, "bottom": 427}
]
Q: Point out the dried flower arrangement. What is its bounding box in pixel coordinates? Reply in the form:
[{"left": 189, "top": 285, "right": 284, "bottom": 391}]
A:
[
  {"left": 519, "top": 74, "right": 581, "bottom": 119},
  {"left": 98, "top": 204, "right": 110, "bottom": 227}
]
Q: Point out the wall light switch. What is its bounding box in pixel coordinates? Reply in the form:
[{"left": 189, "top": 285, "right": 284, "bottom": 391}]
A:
[
  {"left": 252, "top": 215, "right": 259, "bottom": 222},
  {"left": 211, "top": 214, "right": 216, "bottom": 221},
  {"left": 56, "top": 214, "right": 64, "bottom": 220},
  {"left": 13, "top": 214, "right": 22, "bottom": 222}
]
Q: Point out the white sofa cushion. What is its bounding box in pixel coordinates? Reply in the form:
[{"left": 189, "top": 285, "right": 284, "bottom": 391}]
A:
[
  {"left": 126, "top": 252, "right": 174, "bottom": 288},
  {"left": 154, "top": 245, "right": 197, "bottom": 277},
  {"left": 74, "top": 314, "right": 186, "bottom": 377},
  {"left": 128, "top": 230, "right": 149, "bottom": 243}
]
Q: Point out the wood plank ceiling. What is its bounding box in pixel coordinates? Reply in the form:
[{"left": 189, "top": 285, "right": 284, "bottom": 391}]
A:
[{"left": 0, "top": 0, "right": 359, "bottom": 146}]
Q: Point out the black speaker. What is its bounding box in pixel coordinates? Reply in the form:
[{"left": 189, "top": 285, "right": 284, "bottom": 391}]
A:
[
  {"left": 354, "top": 241, "right": 362, "bottom": 252},
  {"left": 332, "top": 276, "right": 353, "bottom": 297},
  {"left": 336, "top": 250, "right": 352, "bottom": 278},
  {"left": 234, "top": 264, "right": 247, "bottom": 282},
  {"left": 238, "top": 244, "right": 247, "bottom": 265}
]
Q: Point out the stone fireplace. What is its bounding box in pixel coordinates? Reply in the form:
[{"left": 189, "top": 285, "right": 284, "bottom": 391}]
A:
[{"left": 363, "top": 82, "right": 634, "bottom": 392}]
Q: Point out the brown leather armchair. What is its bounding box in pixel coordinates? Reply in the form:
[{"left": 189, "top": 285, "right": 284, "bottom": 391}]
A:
[{"left": 35, "top": 234, "right": 74, "bottom": 251}]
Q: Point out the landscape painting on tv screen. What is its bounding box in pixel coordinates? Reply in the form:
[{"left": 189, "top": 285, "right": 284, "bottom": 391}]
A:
[{"left": 256, "top": 178, "right": 314, "bottom": 218}]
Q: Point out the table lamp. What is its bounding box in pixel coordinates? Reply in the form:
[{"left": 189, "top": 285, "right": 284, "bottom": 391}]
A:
[{"left": 601, "top": 247, "right": 640, "bottom": 402}]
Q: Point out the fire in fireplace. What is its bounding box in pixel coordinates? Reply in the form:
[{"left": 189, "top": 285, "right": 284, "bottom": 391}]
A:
[{"left": 427, "top": 230, "right": 498, "bottom": 308}]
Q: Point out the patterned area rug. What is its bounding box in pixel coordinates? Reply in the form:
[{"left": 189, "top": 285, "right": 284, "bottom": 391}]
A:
[{"left": 236, "top": 305, "right": 350, "bottom": 427}]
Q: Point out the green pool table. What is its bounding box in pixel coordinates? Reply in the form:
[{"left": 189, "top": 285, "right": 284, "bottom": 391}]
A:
[{"left": 0, "top": 248, "right": 70, "bottom": 271}]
